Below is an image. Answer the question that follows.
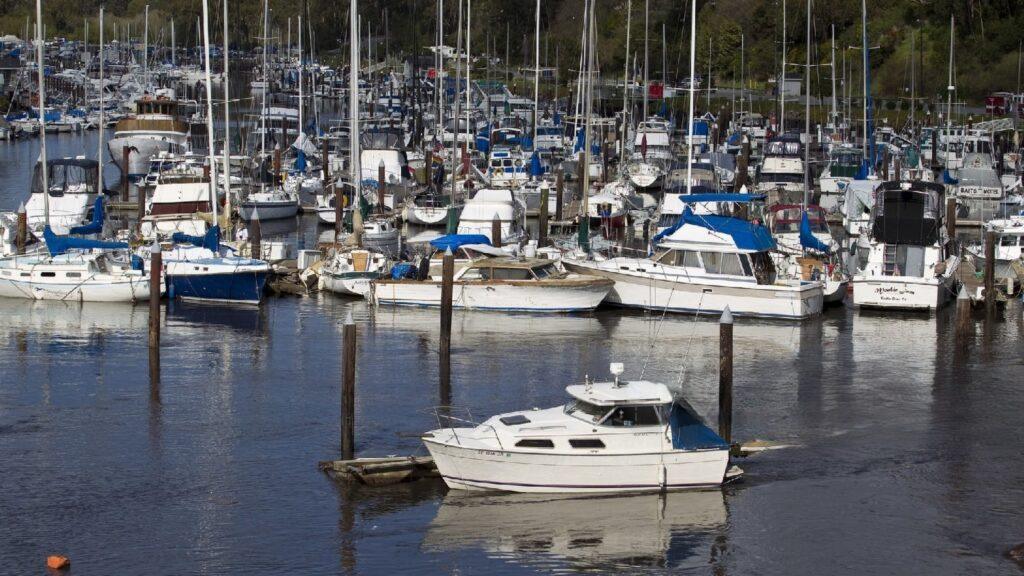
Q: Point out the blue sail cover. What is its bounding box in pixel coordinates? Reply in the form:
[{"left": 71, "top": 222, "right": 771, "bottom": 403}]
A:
[
  {"left": 942, "top": 169, "right": 959, "bottom": 185},
  {"left": 669, "top": 401, "right": 728, "bottom": 450},
  {"left": 68, "top": 197, "right": 105, "bottom": 235},
  {"left": 529, "top": 151, "right": 543, "bottom": 177},
  {"left": 652, "top": 206, "right": 775, "bottom": 251},
  {"left": 680, "top": 193, "right": 765, "bottom": 204},
  {"left": 799, "top": 211, "right": 831, "bottom": 253},
  {"left": 429, "top": 234, "right": 492, "bottom": 252},
  {"left": 44, "top": 226, "right": 128, "bottom": 256},
  {"left": 172, "top": 225, "right": 221, "bottom": 253},
  {"left": 854, "top": 158, "right": 869, "bottom": 180},
  {"left": 476, "top": 126, "right": 491, "bottom": 154},
  {"left": 294, "top": 150, "right": 307, "bottom": 173}
]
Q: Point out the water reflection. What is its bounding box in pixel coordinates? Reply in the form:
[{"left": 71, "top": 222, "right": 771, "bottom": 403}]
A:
[{"left": 423, "top": 490, "right": 727, "bottom": 573}]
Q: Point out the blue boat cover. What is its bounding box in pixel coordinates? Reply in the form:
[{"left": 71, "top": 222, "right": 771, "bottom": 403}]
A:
[
  {"left": 429, "top": 234, "right": 491, "bottom": 252},
  {"left": 391, "top": 263, "right": 418, "bottom": 279},
  {"left": 68, "top": 197, "right": 105, "bottom": 235},
  {"left": 669, "top": 401, "right": 728, "bottom": 450},
  {"left": 854, "top": 158, "right": 869, "bottom": 180},
  {"left": 44, "top": 226, "right": 128, "bottom": 256},
  {"left": 799, "top": 211, "right": 831, "bottom": 253},
  {"left": 529, "top": 152, "right": 543, "bottom": 177},
  {"left": 653, "top": 206, "right": 776, "bottom": 251},
  {"left": 172, "top": 225, "right": 221, "bottom": 253},
  {"left": 294, "top": 150, "right": 307, "bottom": 173},
  {"left": 942, "top": 169, "right": 959, "bottom": 185},
  {"left": 680, "top": 193, "right": 765, "bottom": 204}
]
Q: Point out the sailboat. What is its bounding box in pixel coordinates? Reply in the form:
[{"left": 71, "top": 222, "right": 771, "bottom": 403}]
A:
[
  {"left": 161, "top": 0, "right": 271, "bottom": 305},
  {"left": 0, "top": 0, "right": 151, "bottom": 303}
]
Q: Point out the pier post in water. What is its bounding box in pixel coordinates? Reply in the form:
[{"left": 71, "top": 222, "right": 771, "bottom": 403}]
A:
[
  {"left": 491, "top": 213, "right": 503, "bottom": 248},
  {"left": 148, "top": 242, "right": 162, "bottom": 346},
  {"left": 555, "top": 170, "right": 564, "bottom": 221},
  {"left": 121, "top": 146, "right": 130, "bottom": 201},
  {"left": 539, "top": 183, "right": 549, "bottom": 247},
  {"left": 955, "top": 286, "right": 971, "bottom": 348},
  {"left": 718, "top": 306, "right": 733, "bottom": 444},
  {"left": 250, "top": 208, "right": 262, "bottom": 260},
  {"left": 322, "top": 138, "right": 330, "bottom": 187},
  {"left": 341, "top": 312, "right": 356, "bottom": 460},
  {"left": 439, "top": 248, "right": 454, "bottom": 402},
  {"left": 984, "top": 230, "right": 996, "bottom": 313},
  {"left": 15, "top": 202, "right": 26, "bottom": 255},
  {"left": 945, "top": 197, "right": 957, "bottom": 246}
]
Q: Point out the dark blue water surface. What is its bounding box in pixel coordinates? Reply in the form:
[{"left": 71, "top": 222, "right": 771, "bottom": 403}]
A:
[{"left": 1, "top": 133, "right": 1023, "bottom": 575}]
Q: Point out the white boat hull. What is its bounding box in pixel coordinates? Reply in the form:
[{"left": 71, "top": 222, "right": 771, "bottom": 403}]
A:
[
  {"left": 238, "top": 201, "right": 299, "bottom": 221},
  {"left": 423, "top": 438, "right": 729, "bottom": 493},
  {"left": 108, "top": 134, "right": 188, "bottom": 177},
  {"left": 0, "top": 275, "right": 151, "bottom": 302},
  {"left": 370, "top": 280, "right": 611, "bottom": 312},
  {"left": 851, "top": 275, "right": 956, "bottom": 310}
]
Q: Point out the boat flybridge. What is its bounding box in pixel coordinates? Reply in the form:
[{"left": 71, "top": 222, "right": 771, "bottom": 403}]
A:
[
  {"left": 755, "top": 133, "right": 806, "bottom": 205},
  {"left": 851, "top": 181, "right": 961, "bottom": 310},
  {"left": 563, "top": 194, "right": 824, "bottom": 320},
  {"left": 422, "top": 363, "right": 731, "bottom": 493},
  {"left": 968, "top": 215, "right": 1024, "bottom": 285}
]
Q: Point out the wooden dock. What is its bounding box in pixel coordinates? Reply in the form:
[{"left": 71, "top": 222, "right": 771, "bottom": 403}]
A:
[{"left": 318, "top": 456, "right": 439, "bottom": 487}]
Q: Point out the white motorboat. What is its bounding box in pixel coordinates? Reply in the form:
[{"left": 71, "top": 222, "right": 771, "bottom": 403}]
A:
[
  {"left": 851, "top": 181, "right": 961, "bottom": 310},
  {"left": 563, "top": 196, "right": 824, "bottom": 320},
  {"left": 422, "top": 364, "right": 731, "bottom": 493},
  {"left": 370, "top": 256, "right": 613, "bottom": 312},
  {"left": 968, "top": 215, "right": 1024, "bottom": 283},
  {"left": 755, "top": 133, "right": 806, "bottom": 205},
  {"left": 320, "top": 248, "right": 389, "bottom": 297},
  {"left": 25, "top": 157, "right": 100, "bottom": 235},
  {"left": 486, "top": 146, "right": 529, "bottom": 188},
  {"left": 403, "top": 192, "right": 458, "bottom": 226},
  {"left": 361, "top": 216, "right": 401, "bottom": 256},
  {"left": 237, "top": 188, "right": 300, "bottom": 221},
  {"left": 139, "top": 180, "right": 211, "bottom": 240},
  {"left": 107, "top": 95, "right": 191, "bottom": 178},
  {"left": 766, "top": 204, "right": 849, "bottom": 304},
  {"left": 457, "top": 188, "right": 527, "bottom": 245}
]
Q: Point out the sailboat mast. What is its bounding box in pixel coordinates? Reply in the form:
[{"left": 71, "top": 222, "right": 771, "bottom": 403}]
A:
[
  {"left": 622, "top": 0, "right": 631, "bottom": 124},
  {"left": 450, "top": 0, "right": 462, "bottom": 202},
  {"left": 143, "top": 5, "right": 149, "bottom": 88},
  {"left": 533, "top": 0, "right": 540, "bottom": 147},
  {"left": 780, "top": 0, "right": 786, "bottom": 133},
  {"left": 35, "top": 0, "right": 49, "bottom": 225},
  {"left": 642, "top": 0, "right": 648, "bottom": 121},
  {"left": 861, "top": 0, "right": 869, "bottom": 163},
  {"left": 223, "top": 0, "right": 231, "bottom": 232},
  {"left": 200, "top": 0, "right": 218, "bottom": 224},
  {"left": 298, "top": 15, "right": 303, "bottom": 140},
  {"left": 580, "top": 0, "right": 595, "bottom": 249},
  {"left": 171, "top": 19, "right": 175, "bottom": 66},
  {"left": 945, "top": 15, "right": 954, "bottom": 171},
  {"left": 261, "top": 0, "right": 269, "bottom": 166},
  {"left": 684, "top": 0, "right": 695, "bottom": 197},
  {"left": 803, "top": 0, "right": 810, "bottom": 208},
  {"left": 465, "top": 0, "right": 471, "bottom": 148},
  {"left": 830, "top": 24, "right": 837, "bottom": 127},
  {"left": 350, "top": 0, "right": 361, "bottom": 206},
  {"left": 98, "top": 8, "right": 104, "bottom": 195}
]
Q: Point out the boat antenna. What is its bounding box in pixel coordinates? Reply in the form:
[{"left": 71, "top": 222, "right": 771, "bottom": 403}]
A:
[{"left": 34, "top": 0, "right": 48, "bottom": 227}]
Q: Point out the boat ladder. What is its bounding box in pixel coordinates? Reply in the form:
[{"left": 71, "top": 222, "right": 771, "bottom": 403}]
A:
[{"left": 883, "top": 244, "right": 898, "bottom": 276}]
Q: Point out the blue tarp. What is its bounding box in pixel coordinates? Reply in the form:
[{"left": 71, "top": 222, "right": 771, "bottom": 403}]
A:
[
  {"left": 680, "top": 193, "right": 765, "bottom": 204},
  {"left": 295, "top": 150, "right": 307, "bottom": 173},
  {"left": 44, "top": 226, "right": 128, "bottom": 256},
  {"left": 653, "top": 206, "right": 776, "bottom": 251},
  {"left": 429, "top": 234, "right": 491, "bottom": 252},
  {"left": 68, "top": 197, "right": 105, "bottom": 235},
  {"left": 172, "top": 225, "right": 221, "bottom": 253},
  {"left": 529, "top": 152, "right": 543, "bottom": 177},
  {"left": 390, "top": 263, "right": 418, "bottom": 279},
  {"left": 854, "top": 158, "right": 869, "bottom": 180},
  {"left": 942, "top": 169, "right": 959, "bottom": 185},
  {"left": 669, "top": 401, "right": 729, "bottom": 451},
  {"left": 799, "top": 211, "right": 831, "bottom": 253}
]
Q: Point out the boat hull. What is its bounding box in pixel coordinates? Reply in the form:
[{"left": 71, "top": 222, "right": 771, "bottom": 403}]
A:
[
  {"left": 851, "top": 275, "right": 955, "bottom": 311},
  {"left": 237, "top": 201, "right": 299, "bottom": 221},
  {"left": 165, "top": 264, "right": 269, "bottom": 304},
  {"left": 563, "top": 261, "right": 823, "bottom": 320},
  {"left": 108, "top": 134, "right": 188, "bottom": 177},
  {"left": 370, "top": 279, "right": 612, "bottom": 312},
  {"left": 423, "top": 438, "right": 729, "bottom": 494},
  {"left": 321, "top": 271, "right": 379, "bottom": 297},
  {"left": 0, "top": 277, "right": 150, "bottom": 302}
]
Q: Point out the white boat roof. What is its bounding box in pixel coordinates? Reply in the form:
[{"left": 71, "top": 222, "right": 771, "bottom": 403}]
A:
[{"left": 566, "top": 380, "right": 673, "bottom": 406}]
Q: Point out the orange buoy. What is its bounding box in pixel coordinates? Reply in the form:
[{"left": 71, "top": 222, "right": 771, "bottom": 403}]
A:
[{"left": 46, "top": 555, "right": 70, "bottom": 570}]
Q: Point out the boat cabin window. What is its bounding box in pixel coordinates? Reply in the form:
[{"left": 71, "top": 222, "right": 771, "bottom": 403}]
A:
[
  {"left": 531, "top": 264, "right": 559, "bottom": 279},
  {"left": 605, "top": 405, "right": 662, "bottom": 427},
  {"left": 700, "top": 252, "right": 722, "bottom": 274},
  {"left": 999, "top": 234, "right": 1022, "bottom": 247},
  {"left": 659, "top": 249, "right": 701, "bottom": 268},
  {"left": 482, "top": 267, "right": 533, "bottom": 281},
  {"left": 569, "top": 439, "right": 605, "bottom": 449},
  {"left": 564, "top": 399, "right": 611, "bottom": 423},
  {"left": 515, "top": 439, "right": 555, "bottom": 449},
  {"left": 40, "top": 271, "right": 56, "bottom": 278},
  {"left": 717, "top": 253, "right": 747, "bottom": 276},
  {"left": 748, "top": 252, "right": 777, "bottom": 285}
]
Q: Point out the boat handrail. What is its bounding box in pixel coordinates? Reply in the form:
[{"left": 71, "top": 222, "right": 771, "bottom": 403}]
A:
[{"left": 428, "top": 406, "right": 504, "bottom": 450}]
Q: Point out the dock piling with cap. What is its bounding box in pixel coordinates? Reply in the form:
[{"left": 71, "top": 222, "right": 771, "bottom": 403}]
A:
[
  {"left": 341, "top": 312, "right": 357, "bottom": 460},
  {"left": 15, "top": 202, "right": 26, "bottom": 254},
  {"left": 719, "top": 306, "right": 733, "bottom": 445},
  {"left": 439, "top": 247, "right": 454, "bottom": 400}
]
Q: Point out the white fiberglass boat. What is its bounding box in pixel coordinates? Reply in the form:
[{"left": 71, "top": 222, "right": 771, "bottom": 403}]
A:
[
  {"left": 0, "top": 246, "right": 151, "bottom": 302},
  {"left": 237, "top": 188, "right": 300, "bottom": 221},
  {"left": 457, "top": 188, "right": 527, "bottom": 245},
  {"left": 423, "top": 364, "right": 731, "bottom": 493},
  {"left": 320, "top": 248, "right": 390, "bottom": 297},
  {"left": 851, "top": 181, "right": 960, "bottom": 310}
]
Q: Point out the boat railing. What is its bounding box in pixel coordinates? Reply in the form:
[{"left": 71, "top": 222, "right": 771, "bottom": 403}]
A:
[{"left": 428, "top": 406, "right": 504, "bottom": 450}]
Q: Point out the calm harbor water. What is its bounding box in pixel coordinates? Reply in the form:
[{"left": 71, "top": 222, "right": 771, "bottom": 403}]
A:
[{"left": 2, "top": 133, "right": 1023, "bottom": 574}]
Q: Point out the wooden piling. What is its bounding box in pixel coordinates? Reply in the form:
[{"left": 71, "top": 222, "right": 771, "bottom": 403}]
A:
[
  {"left": 136, "top": 180, "right": 146, "bottom": 232},
  {"left": 148, "top": 243, "right": 162, "bottom": 345},
  {"left": 425, "top": 152, "right": 433, "bottom": 190},
  {"left": 273, "top": 146, "right": 282, "bottom": 182},
  {"left": 341, "top": 312, "right": 356, "bottom": 460},
  {"left": 538, "top": 183, "right": 549, "bottom": 247},
  {"left": 250, "top": 209, "right": 262, "bottom": 260},
  {"left": 322, "top": 138, "right": 331, "bottom": 185},
  {"left": 121, "top": 146, "right": 130, "bottom": 201},
  {"left": 984, "top": 230, "right": 996, "bottom": 313},
  {"left": 945, "top": 197, "right": 957, "bottom": 243},
  {"left": 15, "top": 203, "right": 26, "bottom": 255},
  {"left": 955, "top": 286, "right": 971, "bottom": 347},
  {"left": 491, "top": 213, "right": 503, "bottom": 248},
  {"left": 736, "top": 136, "right": 750, "bottom": 191},
  {"left": 439, "top": 248, "right": 454, "bottom": 401},
  {"left": 555, "top": 170, "right": 564, "bottom": 221},
  {"left": 378, "top": 160, "right": 387, "bottom": 215},
  {"left": 718, "top": 306, "right": 733, "bottom": 444}
]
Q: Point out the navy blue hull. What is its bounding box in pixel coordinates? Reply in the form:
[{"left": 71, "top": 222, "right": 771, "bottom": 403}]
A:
[{"left": 167, "top": 271, "right": 270, "bottom": 304}]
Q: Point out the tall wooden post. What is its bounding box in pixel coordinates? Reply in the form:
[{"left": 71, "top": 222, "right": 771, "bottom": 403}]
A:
[
  {"left": 945, "top": 197, "right": 957, "bottom": 243},
  {"left": 984, "top": 230, "right": 996, "bottom": 313},
  {"left": 121, "top": 146, "right": 131, "bottom": 201},
  {"left": 250, "top": 209, "right": 262, "bottom": 260},
  {"left": 425, "top": 152, "right": 433, "bottom": 190},
  {"left": 491, "top": 213, "right": 503, "bottom": 248},
  {"left": 273, "top": 145, "right": 282, "bottom": 182},
  {"left": 736, "top": 136, "right": 750, "bottom": 190},
  {"left": 322, "top": 138, "right": 331, "bottom": 186},
  {"left": 539, "top": 183, "right": 549, "bottom": 247},
  {"left": 148, "top": 243, "right": 162, "bottom": 345},
  {"left": 15, "top": 202, "right": 26, "bottom": 255},
  {"left": 439, "top": 248, "right": 454, "bottom": 403},
  {"left": 377, "top": 160, "right": 387, "bottom": 215},
  {"left": 955, "top": 286, "right": 971, "bottom": 350},
  {"left": 555, "top": 170, "right": 564, "bottom": 221},
  {"left": 341, "top": 312, "right": 356, "bottom": 460},
  {"left": 718, "top": 306, "right": 733, "bottom": 444}
]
